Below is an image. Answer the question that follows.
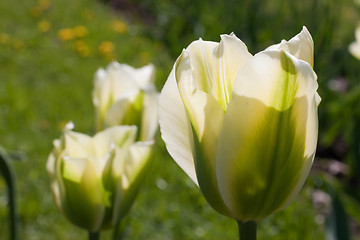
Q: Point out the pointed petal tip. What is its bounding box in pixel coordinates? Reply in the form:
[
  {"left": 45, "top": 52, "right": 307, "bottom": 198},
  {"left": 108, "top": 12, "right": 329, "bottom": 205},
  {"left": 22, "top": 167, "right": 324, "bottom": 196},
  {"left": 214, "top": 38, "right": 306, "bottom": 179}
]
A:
[
  {"left": 220, "top": 32, "right": 239, "bottom": 41},
  {"left": 65, "top": 121, "right": 75, "bottom": 131}
]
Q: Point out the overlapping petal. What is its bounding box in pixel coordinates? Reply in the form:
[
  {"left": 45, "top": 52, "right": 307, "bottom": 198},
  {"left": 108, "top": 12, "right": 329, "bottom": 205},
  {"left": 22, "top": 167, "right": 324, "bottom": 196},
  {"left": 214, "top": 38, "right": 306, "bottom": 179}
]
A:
[
  {"left": 47, "top": 124, "right": 153, "bottom": 231},
  {"left": 92, "top": 61, "right": 157, "bottom": 138},
  {"left": 216, "top": 50, "right": 318, "bottom": 221},
  {"left": 111, "top": 141, "right": 154, "bottom": 222},
  {"left": 159, "top": 27, "right": 319, "bottom": 222}
]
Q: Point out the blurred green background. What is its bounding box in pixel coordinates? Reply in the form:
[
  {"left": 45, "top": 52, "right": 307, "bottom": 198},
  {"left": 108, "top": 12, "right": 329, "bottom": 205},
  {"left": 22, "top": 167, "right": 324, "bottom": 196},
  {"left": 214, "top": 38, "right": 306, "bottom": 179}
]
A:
[{"left": 1, "top": 0, "right": 360, "bottom": 239}]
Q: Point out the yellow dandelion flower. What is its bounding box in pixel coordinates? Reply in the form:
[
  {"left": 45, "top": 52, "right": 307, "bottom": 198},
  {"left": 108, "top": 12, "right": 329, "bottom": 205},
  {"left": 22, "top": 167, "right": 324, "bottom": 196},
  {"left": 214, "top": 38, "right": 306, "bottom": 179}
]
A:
[
  {"left": 98, "top": 41, "right": 114, "bottom": 55},
  {"left": 0, "top": 33, "right": 10, "bottom": 44},
  {"left": 74, "top": 40, "right": 90, "bottom": 57},
  {"left": 38, "top": 20, "right": 51, "bottom": 33},
  {"left": 98, "top": 41, "right": 115, "bottom": 61},
  {"left": 57, "top": 28, "right": 74, "bottom": 41},
  {"left": 111, "top": 20, "right": 128, "bottom": 34},
  {"left": 73, "top": 26, "right": 88, "bottom": 38}
]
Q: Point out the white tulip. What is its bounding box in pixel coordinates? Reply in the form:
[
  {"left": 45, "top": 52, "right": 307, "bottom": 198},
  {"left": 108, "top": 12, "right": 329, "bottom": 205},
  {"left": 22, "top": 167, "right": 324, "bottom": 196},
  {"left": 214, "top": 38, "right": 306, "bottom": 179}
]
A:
[
  {"left": 46, "top": 123, "right": 153, "bottom": 232},
  {"left": 93, "top": 62, "right": 158, "bottom": 141},
  {"left": 159, "top": 27, "right": 320, "bottom": 221}
]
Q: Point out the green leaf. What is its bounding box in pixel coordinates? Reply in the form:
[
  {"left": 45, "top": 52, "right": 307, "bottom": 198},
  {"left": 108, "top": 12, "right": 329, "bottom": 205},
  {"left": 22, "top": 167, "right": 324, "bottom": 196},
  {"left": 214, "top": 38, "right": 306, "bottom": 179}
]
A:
[{"left": 0, "top": 146, "right": 19, "bottom": 240}]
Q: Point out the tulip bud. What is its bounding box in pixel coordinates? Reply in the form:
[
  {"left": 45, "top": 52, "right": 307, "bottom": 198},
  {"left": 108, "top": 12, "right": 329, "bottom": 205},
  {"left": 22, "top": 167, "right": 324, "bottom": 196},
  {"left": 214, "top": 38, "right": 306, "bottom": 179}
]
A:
[
  {"left": 46, "top": 123, "right": 153, "bottom": 232},
  {"left": 159, "top": 27, "right": 319, "bottom": 221},
  {"left": 93, "top": 62, "right": 158, "bottom": 141}
]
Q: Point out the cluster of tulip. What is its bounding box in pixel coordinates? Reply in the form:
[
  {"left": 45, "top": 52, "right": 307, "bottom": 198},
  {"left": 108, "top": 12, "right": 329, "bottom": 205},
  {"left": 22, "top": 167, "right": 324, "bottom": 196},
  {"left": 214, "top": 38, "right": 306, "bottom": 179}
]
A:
[
  {"left": 46, "top": 62, "right": 158, "bottom": 238},
  {"left": 47, "top": 27, "right": 320, "bottom": 239}
]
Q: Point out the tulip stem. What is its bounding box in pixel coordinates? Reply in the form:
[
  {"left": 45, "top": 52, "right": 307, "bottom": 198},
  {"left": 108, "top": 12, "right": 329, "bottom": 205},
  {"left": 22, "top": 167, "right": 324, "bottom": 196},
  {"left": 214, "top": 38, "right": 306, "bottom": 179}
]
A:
[
  {"left": 237, "top": 220, "right": 257, "bottom": 240},
  {"left": 88, "top": 231, "right": 100, "bottom": 240}
]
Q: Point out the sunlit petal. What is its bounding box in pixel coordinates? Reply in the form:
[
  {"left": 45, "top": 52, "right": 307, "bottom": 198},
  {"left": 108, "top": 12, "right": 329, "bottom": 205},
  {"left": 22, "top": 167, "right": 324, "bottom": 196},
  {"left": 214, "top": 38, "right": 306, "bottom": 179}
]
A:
[{"left": 159, "top": 67, "right": 198, "bottom": 184}]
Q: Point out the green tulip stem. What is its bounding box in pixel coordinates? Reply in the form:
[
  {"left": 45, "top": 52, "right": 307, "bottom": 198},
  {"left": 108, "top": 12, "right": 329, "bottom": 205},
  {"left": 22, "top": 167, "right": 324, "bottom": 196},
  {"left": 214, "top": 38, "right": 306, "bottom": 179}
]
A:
[
  {"left": 88, "top": 231, "right": 100, "bottom": 240},
  {"left": 237, "top": 220, "right": 257, "bottom": 240}
]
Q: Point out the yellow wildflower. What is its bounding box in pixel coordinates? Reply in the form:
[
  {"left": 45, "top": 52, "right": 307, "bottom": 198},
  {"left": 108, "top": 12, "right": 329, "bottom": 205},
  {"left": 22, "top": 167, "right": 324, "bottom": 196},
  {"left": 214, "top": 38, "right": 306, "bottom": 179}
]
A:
[
  {"left": 0, "top": 33, "right": 10, "bottom": 44},
  {"left": 57, "top": 28, "right": 74, "bottom": 41},
  {"left": 38, "top": 20, "right": 51, "bottom": 33},
  {"left": 73, "top": 26, "right": 88, "bottom": 38},
  {"left": 111, "top": 20, "right": 128, "bottom": 34},
  {"left": 98, "top": 41, "right": 114, "bottom": 55},
  {"left": 98, "top": 41, "right": 116, "bottom": 61}
]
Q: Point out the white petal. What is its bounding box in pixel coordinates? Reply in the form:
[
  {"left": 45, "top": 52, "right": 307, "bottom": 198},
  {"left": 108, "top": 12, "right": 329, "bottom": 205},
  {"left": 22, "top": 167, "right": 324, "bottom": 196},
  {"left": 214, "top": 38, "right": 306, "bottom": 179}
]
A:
[
  {"left": 158, "top": 67, "right": 198, "bottom": 185},
  {"left": 121, "top": 141, "right": 153, "bottom": 189},
  {"left": 211, "top": 33, "right": 252, "bottom": 109},
  {"left": 62, "top": 156, "right": 88, "bottom": 183},
  {"left": 216, "top": 50, "right": 318, "bottom": 221},
  {"left": 107, "top": 62, "right": 140, "bottom": 100},
  {"left": 266, "top": 26, "right": 314, "bottom": 67},
  {"left": 175, "top": 50, "right": 233, "bottom": 215},
  {"left": 349, "top": 41, "right": 360, "bottom": 60},
  {"left": 93, "top": 67, "right": 110, "bottom": 109},
  {"left": 133, "top": 64, "right": 155, "bottom": 88},
  {"left": 111, "top": 141, "right": 154, "bottom": 222},
  {"left": 64, "top": 131, "right": 93, "bottom": 157},
  {"left": 185, "top": 38, "right": 218, "bottom": 93},
  {"left": 233, "top": 50, "right": 318, "bottom": 111},
  {"left": 93, "top": 125, "right": 137, "bottom": 157},
  {"left": 103, "top": 96, "right": 133, "bottom": 128},
  {"left": 46, "top": 151, "right": 57, "bottom": 176},
  {"left": 139, "top": 90, "right": 159, "bottom": 141}
]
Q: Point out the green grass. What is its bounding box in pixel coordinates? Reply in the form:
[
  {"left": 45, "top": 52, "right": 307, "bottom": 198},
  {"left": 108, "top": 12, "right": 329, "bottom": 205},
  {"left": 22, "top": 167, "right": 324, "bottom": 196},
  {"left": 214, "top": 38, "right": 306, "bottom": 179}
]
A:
[{"left": 0, "top": 0, "right": 347, "bottom": 239}]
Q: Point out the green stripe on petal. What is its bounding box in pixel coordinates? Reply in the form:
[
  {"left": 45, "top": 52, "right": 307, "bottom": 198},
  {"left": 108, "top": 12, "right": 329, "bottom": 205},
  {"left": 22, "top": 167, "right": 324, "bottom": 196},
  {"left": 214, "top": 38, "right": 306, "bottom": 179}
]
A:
[
  {"left": 186, "top": 39, "right": 218, "bottom": 93},
  {"left": 212, "top": 33, "right": 252, "bottom": 110},
  {"left": 217, "top": 95, "right": 316, "bottom": 221},
  {"left": 189, "top": 91, "right": 233, "bottom": 217},
  {"left": 233, "top": 50, "right": 318, "bottom": 111},
  {"left": 60, "top": 157, "right": 108, "bottom": 232},
  {"left": 62, "top": 157, "right": 87, "bottom": 183},
  {"left": 217, "top": 49, "right": 318, "bottom": 221},
  {"left": 176, "top": 51, "right": 232, "bottom": 216},
  {"left": 271, "top": 51, "right": 298, "bottom": 111}
]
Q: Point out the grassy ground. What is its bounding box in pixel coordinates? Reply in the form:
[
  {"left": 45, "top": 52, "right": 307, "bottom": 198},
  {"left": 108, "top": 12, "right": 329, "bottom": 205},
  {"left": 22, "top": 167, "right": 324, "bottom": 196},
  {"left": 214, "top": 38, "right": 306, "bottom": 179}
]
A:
[{"left": 0, "top": 0, "right": 340, "bottom": 239}]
